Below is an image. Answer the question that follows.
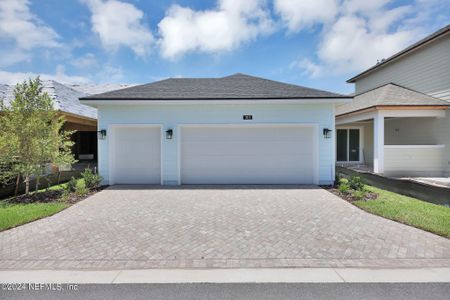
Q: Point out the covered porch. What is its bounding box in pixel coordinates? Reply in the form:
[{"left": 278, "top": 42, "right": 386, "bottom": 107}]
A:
[
  {"left": 336, "top": 107, "right": 448, "bottom": 177},
  {"left": 62, "top": 112, "right": 98, "bottom": 164}
]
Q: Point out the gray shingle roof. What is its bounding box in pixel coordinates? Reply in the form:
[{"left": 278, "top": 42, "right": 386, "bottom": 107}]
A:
[
  {"left": 80, "top": 74, "right": 349, "bottom": 100},
  {"left": 0, "top": 80, "right": 97, "bottom": 120},
  {"left": 336, "top": 83, "right": 449, "bottom": 116}
]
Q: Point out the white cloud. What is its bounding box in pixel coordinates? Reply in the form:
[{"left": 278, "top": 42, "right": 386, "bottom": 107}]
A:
[
  {"left": 0, "top": 50, "right": 30, "bottom": 67},
  {"left": 158, "top": 0, "right": 273, "bottom": 59},
  {"left": 71, "top": 53, "right": 98, "bottom": 69},
  {"left": 0, "top": 0, "right": 60, "bottom": 50},
  {"left": 316, "top": 14, "right": 415, "bottom": 73},
  {"left": 97, "top": 65, "right": 124, "bottom": 82},
  {"left": 274, "top": 0, "right": 338, "bottom": 32},
  {"left": 291, "top": 0, "right": 419, "bottom": 76},
  {"left": 0, "top": 65, "right": 90, "bottom": 85},
  {"left": 81, "top": 0, "right": 154, "bottom": 57},
  {"left": 290, "top": 58, "right": 324, "bottom": 78}
]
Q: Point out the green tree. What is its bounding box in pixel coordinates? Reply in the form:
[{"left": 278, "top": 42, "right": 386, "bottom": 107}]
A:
[{"left": 0, "top": 77, "right": 75, "bottom": 195}]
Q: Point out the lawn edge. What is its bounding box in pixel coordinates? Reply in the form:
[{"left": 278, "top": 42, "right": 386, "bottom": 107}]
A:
[
  {"left": 328, "top": 186, "right": 450, "bottom": 240},
  {"left": 0, "top": 186, "right": 106, "bottom": 233},
  {"left": 0, "top": 202, "right": 70, "bottom": 232}
]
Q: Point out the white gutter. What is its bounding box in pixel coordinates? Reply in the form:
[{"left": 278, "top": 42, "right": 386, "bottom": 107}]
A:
[{"left": 80, "top": 98, "right": 352, "bottom": 107}]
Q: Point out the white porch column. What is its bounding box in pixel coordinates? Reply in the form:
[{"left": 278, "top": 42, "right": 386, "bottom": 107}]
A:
[{"left": 373, "top": 112, "right": 384, "bottom": 174}]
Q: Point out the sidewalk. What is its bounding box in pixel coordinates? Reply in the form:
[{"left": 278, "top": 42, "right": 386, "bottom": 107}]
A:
[{"left": 1, "top": 268, "right": 450, "bottom": 283}]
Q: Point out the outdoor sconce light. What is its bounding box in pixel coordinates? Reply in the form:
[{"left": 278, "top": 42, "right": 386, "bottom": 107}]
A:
[
  {"left": 323, "top": 128, "right": 332, "bottom": 139},
  {"left": 165, "top": 129, "right": 173, "bottom": 140},
  {"left": 97, "top": 129, "right": 107, "bottom": 140}
]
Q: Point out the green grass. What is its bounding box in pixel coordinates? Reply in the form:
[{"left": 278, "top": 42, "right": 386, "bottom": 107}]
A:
[
  {"left": 354, "top": 185, "right": 450, "bottom": 238},
  {"left": 0, "top": 201, "right": 68, "bottom": 231}
]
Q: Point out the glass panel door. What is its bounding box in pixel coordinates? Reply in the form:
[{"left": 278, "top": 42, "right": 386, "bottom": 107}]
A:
[
  {"left": 336, "top": 128, "right": 360, "bottom": 162},
  {"left": 349, "top": 129, "right": 360, "bottom": 161},
  {"left": 337, "top": 129, "right": 348, "bottom": 161}
]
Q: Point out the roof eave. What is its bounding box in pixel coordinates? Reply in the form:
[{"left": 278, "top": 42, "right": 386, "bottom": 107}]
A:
[
  {"left": 79, "top": 96, "right": 351, "bottom": 101},
  {"left": 80, "top": 97, "right": 353, "bottom": 107},
  {"left": 336, "top": 104, "right": 449, "bottom": 118}
]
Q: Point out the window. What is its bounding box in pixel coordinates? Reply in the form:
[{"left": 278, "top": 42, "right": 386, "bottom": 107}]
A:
[{"left": 336, "top": 128, "right": 361, "bottom": 162}]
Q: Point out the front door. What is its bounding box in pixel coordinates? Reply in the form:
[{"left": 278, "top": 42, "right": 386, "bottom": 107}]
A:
[{"left": 337, "top": 128, "right": 360, "bottom": 162}]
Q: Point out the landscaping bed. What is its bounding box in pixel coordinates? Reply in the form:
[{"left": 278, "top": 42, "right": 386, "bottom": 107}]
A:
[
  {"left": 326, "top": 176, "right": 450, "bottom": 239},
  {"left": 0, "top": 169, "right": 104, "bottom": 232}
]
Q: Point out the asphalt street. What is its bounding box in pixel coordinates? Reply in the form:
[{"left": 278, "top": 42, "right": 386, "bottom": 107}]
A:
[{"left": 1, "top": 283, "right": 450, "bottom": 300}]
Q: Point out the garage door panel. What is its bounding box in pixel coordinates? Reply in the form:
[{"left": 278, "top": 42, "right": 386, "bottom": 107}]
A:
[
  {"left": 112, "top": 127, "right": 161, "bottom": 184},
  {"left": 181, "top": 126, "right": 316, "bottom": 184},
  {"left": 182, "top": 142, "right": 313, "bottom": 156},
  {"left": 182, "top": 127, "right": 311, "bottom": 141}
]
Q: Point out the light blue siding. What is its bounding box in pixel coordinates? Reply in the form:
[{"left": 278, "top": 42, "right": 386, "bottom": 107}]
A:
[{"left": 97, "top": 103, "right": 335, "bottom": 185}]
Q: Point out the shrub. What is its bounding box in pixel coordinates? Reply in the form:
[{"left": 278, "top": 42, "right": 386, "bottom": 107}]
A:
[
  {"left": 348, "top": 176, "right": 364, "bottom": 191},
  {"left": 75, "top": 179, "right": 88, "bottom": 197},
  {"left": 352, "top": 189, "right": 367, "bottom": 200},
  {"left": 339, "top": 177, "right": 349, "bottom": 182},
  {"left": 66, "top": 177, "right": 78, "bottom": 192},
  {"left": 81, "top": 168, "right": 102, "bottom": 190},
  {"left": 338, "top": 182, "right": 350, "bottom": 194},
  {"left": 60, "top": 189, "right": 71, "bottom": 202}
]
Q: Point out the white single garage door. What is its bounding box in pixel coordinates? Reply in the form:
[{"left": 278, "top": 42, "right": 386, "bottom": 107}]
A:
[
  {"left": 180, "top": 125, "right": 317, "bottom": 184},
  {"left": 111, "top": 126, "right": 161, "bottom": 184}
]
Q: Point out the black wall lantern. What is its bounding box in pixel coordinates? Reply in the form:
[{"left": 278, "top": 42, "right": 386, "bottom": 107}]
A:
[
  {"left": 323, "top": 128, "right": 332, "bottom": 139},
  {"left": 97, "top": 129, "right": 107, "bottom": 140},
  {"left": 165, "top": 129, "right": 173, "bottom": 140}
]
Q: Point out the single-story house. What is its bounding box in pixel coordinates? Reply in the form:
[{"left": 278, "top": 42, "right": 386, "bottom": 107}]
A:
[
  {"left": 80, "top": 74, "right": 351, "bottom": 185},
  {"left": 336, "top": 24, "right": 450, "bottom": 177}
]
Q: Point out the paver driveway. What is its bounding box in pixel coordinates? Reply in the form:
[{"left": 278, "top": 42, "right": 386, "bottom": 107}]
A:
[{"left": 1, "top": 186, "right": 450, "bottom": 270}]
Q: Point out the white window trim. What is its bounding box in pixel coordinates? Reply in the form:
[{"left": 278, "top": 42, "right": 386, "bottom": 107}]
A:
[{"left": 336, "top": 126, "right": 364, "bottom": 164}]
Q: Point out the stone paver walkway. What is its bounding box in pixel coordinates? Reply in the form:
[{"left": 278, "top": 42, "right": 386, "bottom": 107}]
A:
[{"left": 1, "top": 186, "right": 450, "bottom": 270}]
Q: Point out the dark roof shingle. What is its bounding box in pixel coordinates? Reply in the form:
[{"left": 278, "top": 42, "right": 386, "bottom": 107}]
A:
[{"left": 80, "top": 73, "right": 349, "bottom": 100}]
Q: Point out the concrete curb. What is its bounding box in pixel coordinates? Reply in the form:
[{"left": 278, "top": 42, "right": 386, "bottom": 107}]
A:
[{"left": 0, "top": 268, "right": 450, "bottom": 284}]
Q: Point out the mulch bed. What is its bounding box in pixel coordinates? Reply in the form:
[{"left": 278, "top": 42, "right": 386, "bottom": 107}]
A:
[
  {"left": 322, "top": 186, "right": 378, "bottom": 203},
  {"left": 5, "top": 186, "right": 107, "bottom": 205}
]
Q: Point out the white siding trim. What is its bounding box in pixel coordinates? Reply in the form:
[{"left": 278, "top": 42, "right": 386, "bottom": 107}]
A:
[
  {"left": 384, "top": 144, "right": 445, "bottom": 149},
  {"left": 382, "top": 109, "right": 446, "bottom": 118},
  {"left": 373, "top": 112, "right": 385, "bottom": 174},
  {"left": 384, "top": 145, "right": 446, "bottom": 176},
  {"left": 336, "top": 111, "right": 377, "bottom": 125}
]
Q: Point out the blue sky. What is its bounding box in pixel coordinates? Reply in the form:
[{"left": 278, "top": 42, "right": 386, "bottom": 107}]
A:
[{"left": 0, "top": 0, "right": 449, "bottom": 94}]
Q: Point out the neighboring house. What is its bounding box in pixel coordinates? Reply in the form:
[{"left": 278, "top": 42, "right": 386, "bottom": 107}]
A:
[
  {"left": 0, "top": 81, "right": 135, "bottom": 164},
  {"left": 0, "top": 80, "right": 98, "bottom": 163},
  {"left": 336, "top": 24, "right": 450, "bottom": 177},
  {"left": 80, "top": 73, "right": 351, "bottom": 185}
]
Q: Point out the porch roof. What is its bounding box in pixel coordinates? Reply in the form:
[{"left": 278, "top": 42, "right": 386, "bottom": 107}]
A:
[{"left": 336, "top": 83, "right": 449, "bottom": 116}]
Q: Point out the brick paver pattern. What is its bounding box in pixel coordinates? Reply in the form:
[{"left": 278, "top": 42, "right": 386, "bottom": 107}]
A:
[{"left": 1, "top": 186, "right": 450, "bottom": 270}]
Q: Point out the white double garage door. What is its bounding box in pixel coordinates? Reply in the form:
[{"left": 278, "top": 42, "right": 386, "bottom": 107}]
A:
[{"left": 111, "top": 125, "right": 318, "bottom": 185}]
